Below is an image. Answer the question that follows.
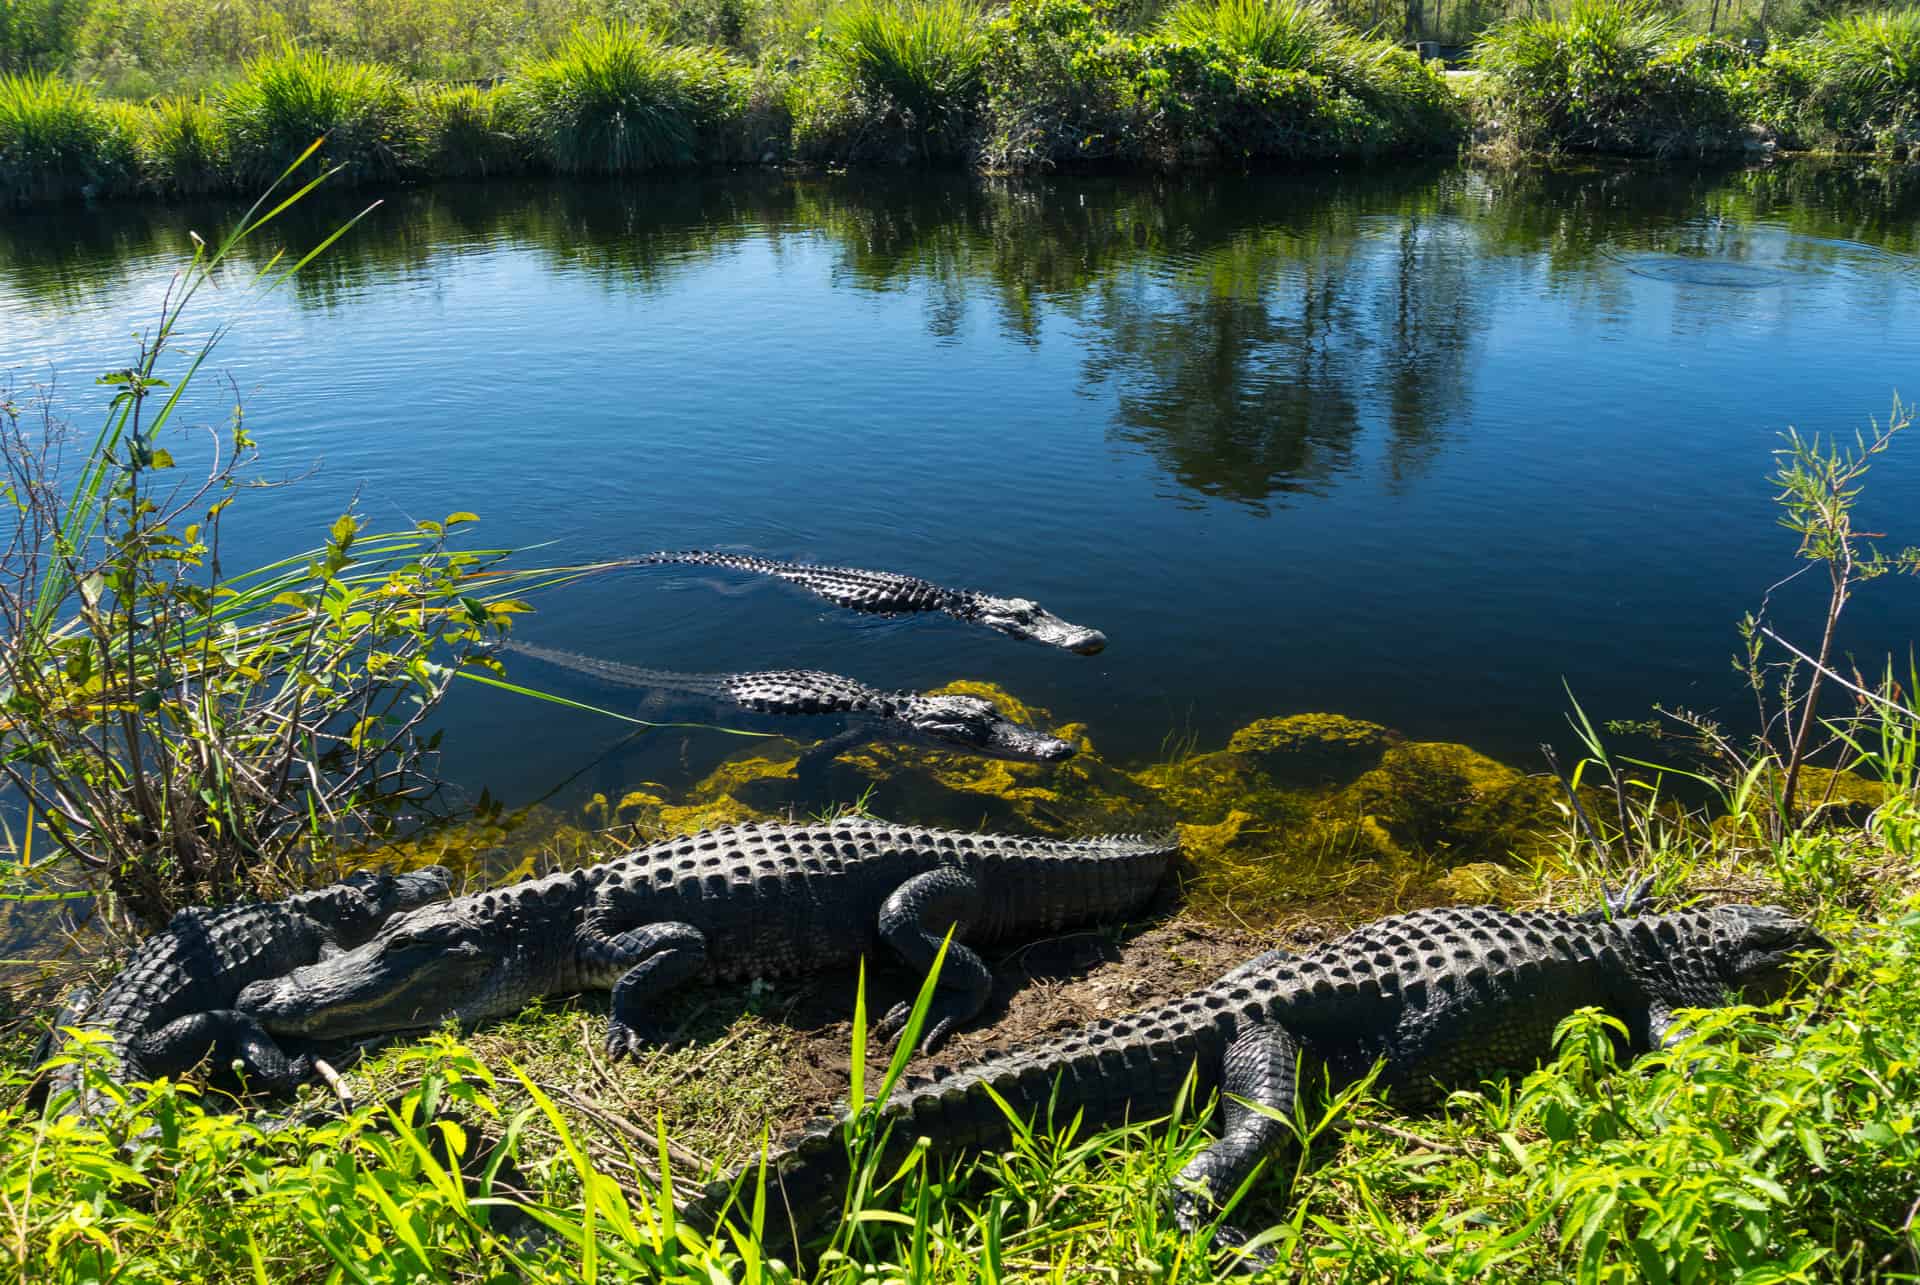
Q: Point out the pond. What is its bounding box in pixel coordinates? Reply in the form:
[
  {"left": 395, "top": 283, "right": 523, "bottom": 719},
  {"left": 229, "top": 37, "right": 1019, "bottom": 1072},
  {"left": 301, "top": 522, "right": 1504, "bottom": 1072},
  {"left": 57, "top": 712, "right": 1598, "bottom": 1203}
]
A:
[{"left": 4, "top": 161, "right": 1919, "bottom": 826}]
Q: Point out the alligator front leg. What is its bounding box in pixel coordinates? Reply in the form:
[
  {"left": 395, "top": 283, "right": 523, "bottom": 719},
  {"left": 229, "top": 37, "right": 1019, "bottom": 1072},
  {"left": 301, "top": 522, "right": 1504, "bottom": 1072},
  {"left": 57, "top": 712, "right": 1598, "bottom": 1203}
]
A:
[
  {"left": 1173, "top": 1023, "right": 1306, "bottom": 1272},
  {"left": 137, "top": 1010, "right": 312, "bottom": 1097},
  {"left": 873, "top": 868, "right": 992, "bottom": 1054},
  {"left": 581, "top": 922, "right": 710, "bottom": 1061}
]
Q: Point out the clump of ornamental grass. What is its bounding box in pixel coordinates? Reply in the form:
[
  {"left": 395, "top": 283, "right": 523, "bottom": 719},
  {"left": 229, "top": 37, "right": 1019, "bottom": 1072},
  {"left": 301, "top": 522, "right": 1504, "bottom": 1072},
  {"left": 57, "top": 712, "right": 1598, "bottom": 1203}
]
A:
[
  {"left": 1804, "top": 8, "right": 1920, "bottom": 149},
  {"left": 511, "top": 23, "right": 747, "bottom": 174},
  {"left": 825, "top": 0, "right": 988, "bottom": 128},
  {"left": 220, "top": 46, "right": 415, "bottom": 186},
  {"left": 417, "top": 83, "right": 525, "bottom": 178},
  {"left": 134, "top": 94, "right": 229, "bottom": 195},
  {"left": 1156, "top": 0, "right": 1341, "bottom": 70},
  {"left": 0, "top": 70, "right": 137, "bottom": 204},
  {"left": 1474, "top": 0, "right": 1746, "bottom": 154}
]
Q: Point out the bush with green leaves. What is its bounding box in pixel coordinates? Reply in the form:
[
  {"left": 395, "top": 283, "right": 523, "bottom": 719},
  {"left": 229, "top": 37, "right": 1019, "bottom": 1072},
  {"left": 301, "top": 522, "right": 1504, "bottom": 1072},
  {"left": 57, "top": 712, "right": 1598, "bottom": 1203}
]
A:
[
  {"left": 792, "top": 0, "right": 989, "bottom": 165},
  {"left": 0, "top": 69, "right": 134, "bottom": 203},
  {"left": 1475, "top": 0, "right": 1750, "bottom": 154},
  {"left": 1775, "top": 8, "right": 1920, "bottom": 151},
  {"left": 511, "top": 22, "right": 749, "bottom": 173},
  {"left": 219, "top": 46, "right": 416, "bottom": 186},
  {"left": 980, "top": 0, "right": 1461, "bottom": 171},
  {"left": 0, "top": 170, "right": 576, "bottom": 925},
  {"left": 417, "top": 83, "right": 524, "bottom": 178},
  {"left": 132, "top": 93, "right": 228, "bottom": 194}
]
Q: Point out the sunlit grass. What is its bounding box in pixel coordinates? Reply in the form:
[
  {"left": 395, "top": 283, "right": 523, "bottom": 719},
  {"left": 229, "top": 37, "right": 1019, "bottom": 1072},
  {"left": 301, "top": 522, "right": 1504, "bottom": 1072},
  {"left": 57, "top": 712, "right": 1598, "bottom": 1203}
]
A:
[
  {"left": 511, "top": 23, "right": 747, "bottom": 174},
  {"left": 0, "top": 70, "right": 135, "bottom": 203},
  {"left": 220, "top": 46, "right": 414, "bottom": 185}
]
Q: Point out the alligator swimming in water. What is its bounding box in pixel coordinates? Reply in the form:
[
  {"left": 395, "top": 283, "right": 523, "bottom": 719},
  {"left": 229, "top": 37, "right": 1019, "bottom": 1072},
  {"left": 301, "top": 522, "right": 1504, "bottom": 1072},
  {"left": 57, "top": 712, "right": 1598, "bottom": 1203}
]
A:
[
  {"left": 239, "top": 819, "right": 1177, "bottom": 1060},
  {"left": 629, "top": 551, "right": 1108, "bottom": 655},
  {"left": 690, "top": 901, "right": 1828, "bottom": 1267},
  {"left": 499, "top": 640, "right": 1077, "bottom": 763},
  {"left": 36, "top": 866, "right": 452, "bottom": 1115}
]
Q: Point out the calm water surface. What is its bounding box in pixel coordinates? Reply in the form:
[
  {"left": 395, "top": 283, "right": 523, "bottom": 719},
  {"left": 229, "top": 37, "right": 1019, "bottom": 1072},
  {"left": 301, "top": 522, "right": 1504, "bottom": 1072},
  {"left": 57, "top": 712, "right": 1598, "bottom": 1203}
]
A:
[{"left": 4, "top": 162, "right": 1918, "bottom": 813}]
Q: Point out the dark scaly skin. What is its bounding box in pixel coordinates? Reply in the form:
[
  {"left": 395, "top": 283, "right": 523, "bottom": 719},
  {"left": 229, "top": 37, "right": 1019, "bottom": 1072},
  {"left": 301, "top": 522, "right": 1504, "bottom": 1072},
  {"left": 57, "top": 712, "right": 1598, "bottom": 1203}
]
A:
[
  {"left": 631, "top": 551, "right": 1109, "bottom": 655},
  {"left": 693, "top": 903, "right": 1829, "bottom": 1268},
  {"left": 500, "top": 640, "right": 1077, "bottom": 763},
  {"left": 239, "top": 819, "right": 1176, "bottom": 1059},
  {"left": 38, "top": 867, "right": 453, "bottom": 1115}
]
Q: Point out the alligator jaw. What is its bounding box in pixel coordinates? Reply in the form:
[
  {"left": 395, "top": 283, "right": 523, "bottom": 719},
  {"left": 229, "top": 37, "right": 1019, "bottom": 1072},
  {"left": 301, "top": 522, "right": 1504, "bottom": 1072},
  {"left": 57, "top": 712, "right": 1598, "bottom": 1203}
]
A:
[
  {"left": 968, "top": 594, "right": 1107, "bottom": 654},
  {"left": 237, "top": 906, "right": 496, "bottom": 1040}
]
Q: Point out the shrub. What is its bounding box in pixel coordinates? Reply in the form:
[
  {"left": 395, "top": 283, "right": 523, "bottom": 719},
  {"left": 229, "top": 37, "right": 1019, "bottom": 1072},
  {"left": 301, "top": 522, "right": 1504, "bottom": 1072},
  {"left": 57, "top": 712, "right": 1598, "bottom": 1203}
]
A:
[
  {"left": 1157, "top": 0, "right": 1340, "bottom": 70},
  {"left": 979, "top": 0, "right": 1139, "bottom": 169},
  {"left": 1475, "top": 0, "right": 1745, "bottom": 154},
  {"left": 417, "top": 83, "right": 525, "bottom": 179},
  {"left": 1803, "top": 7, "right": 1920, "bottom": 151},
  {"left": 220, "top": 46, "right": 415, "bottom": 187},
  {"left": 0, "top": 70, "right": 135, "bottom": 204},
  {"left": 511, "top": 23, "right": 748, "bottom": 174},
  {"left": 133, "top": 93, "right": 228, "bottom": 195},
  {"left": 980, "top": 0, "right": 1460, "bottom": 172},
  {"left": 795, "top": 0, "right": 988, "bottom": 164}
]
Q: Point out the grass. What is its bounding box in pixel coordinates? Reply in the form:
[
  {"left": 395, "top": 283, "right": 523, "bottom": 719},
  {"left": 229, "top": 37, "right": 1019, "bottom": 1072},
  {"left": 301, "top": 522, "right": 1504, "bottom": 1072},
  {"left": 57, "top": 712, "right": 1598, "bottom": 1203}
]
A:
[
  {"left": 132, "top": 94, "right": 227, "bottom": 195},
  {"left": 417, "top": 83, "right": 523, "bottom": 178},
  {"left": 9, "top": 1, "right": 1920, "bottom": 201},
  {"left": 823, "top": 0, "right": 988, "bottom": 134},
  {"left": 10, "top": 762, "right": 1919, "bottom": 1279},
  {"left": 511, "top": 23, "right": 748, "bottom": 173},
  {"left": 1157, "top": 0, "right": 1342, "bottom": 70},
  {"left": 221, "top": 46, "right": 415, "bottom": 186},
  {"left": 0, "top": 68, "right": 134, "bottom": 203}
]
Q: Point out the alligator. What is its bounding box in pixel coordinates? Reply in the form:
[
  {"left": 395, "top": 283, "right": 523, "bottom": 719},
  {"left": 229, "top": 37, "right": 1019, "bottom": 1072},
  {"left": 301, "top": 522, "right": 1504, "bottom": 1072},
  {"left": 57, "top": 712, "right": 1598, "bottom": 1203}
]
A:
[
  {"left": 499, "top": 639, "right": 1076, "bottom": 763},
  {"left": 36, "top": 866, "right": 453, "bottom": 1115},
  {"left": 238, "top": 819, "right": 1178, "bottom": 1060},
  {"left": 689, "top": 901, "right": 1828, "bottom": 1268},
  {"left": 629, "top": 551, "right": 1108, "bottom": 655}
]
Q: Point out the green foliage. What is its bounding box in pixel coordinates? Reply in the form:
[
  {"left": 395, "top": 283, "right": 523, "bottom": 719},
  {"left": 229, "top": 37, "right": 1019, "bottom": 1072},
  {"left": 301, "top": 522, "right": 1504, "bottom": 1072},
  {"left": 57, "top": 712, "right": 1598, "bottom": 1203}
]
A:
[
  {"left": 1475, "top": 0, "right": 1749, "bottom": 154},
  {"left": 1157, "top": 0, "right": 1340, "bottom": 69},
  {"left": 0, "top": 174, "right": 579, "bottom": 923},
  {"left": 809, "top": 0, "right": 988, "bottom": 160},
  {"left": 0, "top": 68, "right": 133, "bottom": 203},
  {"left": 979, "top": 0, "right": 1462, "bottom": 171},
  {"left": 220, "top": 46, "right": 415, "bottom": 185},
  {"left": 417, "top": 83, "right": 522, "bottom": 177},
  {"left": 0, "top": 0, "right": 90, "bottom": 72},
  {"left": 1797, "top": 7, "right": 1920, "bottom": 148},
  {"left": 511, "top": 22, "right": 748, "bottom": 173},
  {"left": 131, "top": 93, "right": 227, "bottom": 194}
]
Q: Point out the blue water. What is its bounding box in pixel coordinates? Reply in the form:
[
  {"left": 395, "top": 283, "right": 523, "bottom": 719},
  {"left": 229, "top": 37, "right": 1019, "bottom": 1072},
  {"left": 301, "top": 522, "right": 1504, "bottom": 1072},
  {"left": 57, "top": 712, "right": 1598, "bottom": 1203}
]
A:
[{"left": 4, "top": 164, "right": 1918, "bottom": 811}]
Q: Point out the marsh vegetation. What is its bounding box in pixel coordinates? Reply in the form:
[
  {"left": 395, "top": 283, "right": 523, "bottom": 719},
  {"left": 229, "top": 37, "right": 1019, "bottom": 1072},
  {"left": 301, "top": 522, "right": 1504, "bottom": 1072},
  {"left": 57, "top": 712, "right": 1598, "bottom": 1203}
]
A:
[
  {"left": 3, "top": 174, "right": 1919, "bottom": 1282},
  {"left": 6, "top": 0, "right": 1920, "bottom": 204}
]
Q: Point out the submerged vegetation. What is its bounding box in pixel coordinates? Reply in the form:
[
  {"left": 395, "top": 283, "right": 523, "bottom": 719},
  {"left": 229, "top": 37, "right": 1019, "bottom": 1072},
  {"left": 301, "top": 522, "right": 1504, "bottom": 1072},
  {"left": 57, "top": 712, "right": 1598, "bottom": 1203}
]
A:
[{"left": 6, "top": 0, "right": 1920, "bottom": 203}]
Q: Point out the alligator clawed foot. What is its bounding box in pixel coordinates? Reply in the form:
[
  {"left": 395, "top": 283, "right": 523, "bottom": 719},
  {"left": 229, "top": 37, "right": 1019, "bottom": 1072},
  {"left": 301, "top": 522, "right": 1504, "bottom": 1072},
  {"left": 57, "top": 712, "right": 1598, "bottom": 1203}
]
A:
[
  {"left": 874, "top": 1002, "right": 959, "bottom": 1056},
  {"left": 604, "top": 1019, "right": 670, "bottom": 1063}
]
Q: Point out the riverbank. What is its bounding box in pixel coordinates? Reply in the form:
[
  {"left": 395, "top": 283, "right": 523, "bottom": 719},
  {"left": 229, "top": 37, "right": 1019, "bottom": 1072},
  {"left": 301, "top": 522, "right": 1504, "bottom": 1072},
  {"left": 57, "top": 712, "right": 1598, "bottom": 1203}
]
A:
[
  {"left": 8, "top": 698, "right": 1919, "bottom": 1281},
  {"left": 5, "top": 0, "right": 1917, "bottom": 208}
]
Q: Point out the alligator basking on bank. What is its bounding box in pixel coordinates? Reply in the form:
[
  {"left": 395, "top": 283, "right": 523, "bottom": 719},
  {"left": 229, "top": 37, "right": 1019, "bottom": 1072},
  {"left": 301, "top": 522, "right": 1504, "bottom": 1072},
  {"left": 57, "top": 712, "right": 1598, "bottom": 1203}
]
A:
[
  {"left": 239, "top": 819, "right": 1178, "bottom": 1060},
  {"left": 35, "top": 867, "right": 452, "bottom": 1115},
  {"left": 499, "top": 639, "right": 1076, "bottom": 763},
  {"left": 629, "top": 551, "right": 1108, "bottom": 655},
  {"left": 690, "top": 901, "right": 1828, "bottom": 1267}
]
